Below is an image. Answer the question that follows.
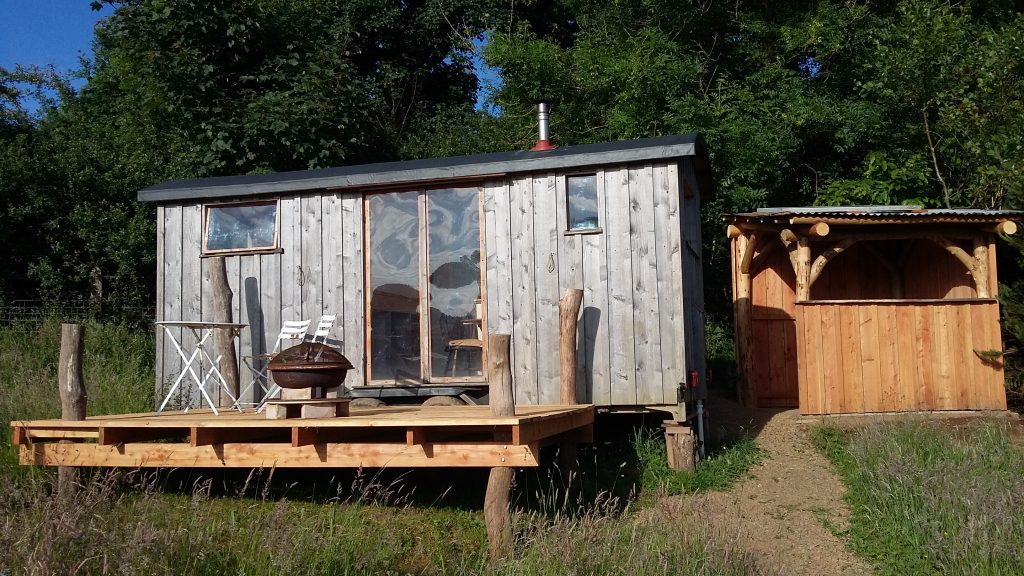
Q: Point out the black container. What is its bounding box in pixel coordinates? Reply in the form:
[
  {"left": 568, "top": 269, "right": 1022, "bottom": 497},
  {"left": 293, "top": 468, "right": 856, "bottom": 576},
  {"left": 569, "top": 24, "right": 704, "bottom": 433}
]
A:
[{"left": 268, "top": 343, "right": 354, "bottom": 390}]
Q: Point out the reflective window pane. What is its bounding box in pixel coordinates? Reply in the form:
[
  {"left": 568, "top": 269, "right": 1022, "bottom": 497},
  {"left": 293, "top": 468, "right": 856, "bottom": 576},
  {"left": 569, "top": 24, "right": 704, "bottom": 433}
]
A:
[
  {"left": 368, "top": 192, "right": 421, "bottom": 382},
  {"left": 567, "top": 174, "right": 599, "bottom": 230},
  {"left": 205, "top": 202, "right": 278, "bottom": 252},
  {"left": 427, "top": 187, "right": 483, "bottom": 379}
]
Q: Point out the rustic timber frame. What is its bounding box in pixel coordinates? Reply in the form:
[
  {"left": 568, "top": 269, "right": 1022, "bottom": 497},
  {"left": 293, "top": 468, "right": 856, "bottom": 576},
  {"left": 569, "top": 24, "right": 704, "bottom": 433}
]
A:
[
  {"left": 726, "top": 207, "right": 1020, "bottom": 415},
  {"left": 140, "top": 134, "right": 713, "bottom": 413}
]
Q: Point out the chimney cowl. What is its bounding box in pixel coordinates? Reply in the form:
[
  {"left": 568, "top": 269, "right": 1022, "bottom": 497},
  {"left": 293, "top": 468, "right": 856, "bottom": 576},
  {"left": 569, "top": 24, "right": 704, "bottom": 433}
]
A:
[{"left": 531, "top": 102, "right": 556, "bottom": 151}]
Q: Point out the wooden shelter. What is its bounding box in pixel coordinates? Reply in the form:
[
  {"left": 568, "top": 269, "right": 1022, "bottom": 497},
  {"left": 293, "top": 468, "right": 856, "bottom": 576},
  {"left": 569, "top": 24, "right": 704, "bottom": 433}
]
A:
[
  {"left": 726, "top": 207, "right": 1019, "bottom": 415},
  {"left": 139, "top": 135, "right": 713, "bottom": 418}
]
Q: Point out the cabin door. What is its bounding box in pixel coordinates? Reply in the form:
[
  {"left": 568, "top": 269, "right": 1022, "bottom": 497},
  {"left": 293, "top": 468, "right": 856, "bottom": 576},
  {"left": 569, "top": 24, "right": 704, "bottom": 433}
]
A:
[{"left": 365, "top": 187, "right": 485, "bottom": 385}]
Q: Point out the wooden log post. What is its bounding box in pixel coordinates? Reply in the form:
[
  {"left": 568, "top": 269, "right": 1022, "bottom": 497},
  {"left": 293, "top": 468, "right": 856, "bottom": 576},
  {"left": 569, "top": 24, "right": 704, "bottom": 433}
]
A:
[
  {"left": 485, "top": 334, "right": 514, "bottom": 563},
  {"left": 58, "top": 324, "right": 86, "bottom": 497},
  {"left": 558, "top": 288, "right": 583, "bottom": 479},
  {"left": 210, "top": 256, "right": 240, "bottom": 407}
]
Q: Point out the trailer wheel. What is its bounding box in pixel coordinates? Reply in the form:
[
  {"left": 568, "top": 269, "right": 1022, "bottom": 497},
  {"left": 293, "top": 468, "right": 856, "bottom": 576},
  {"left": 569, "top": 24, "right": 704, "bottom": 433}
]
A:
[
  {"left": 422, "top": 395, "right": 466, "bottom": 407},
  {"left": 350, "top": 397, "right": 386, "bottom": 409}
]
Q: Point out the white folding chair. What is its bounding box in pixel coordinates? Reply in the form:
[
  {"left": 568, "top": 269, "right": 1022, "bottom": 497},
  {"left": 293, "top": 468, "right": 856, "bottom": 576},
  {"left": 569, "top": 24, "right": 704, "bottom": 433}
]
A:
[
  {"left": 236, "top": 319, "right": 311, "bottom": 409},
  {"left": 310, "top": 314, "right": 337, "bottom": 344}
]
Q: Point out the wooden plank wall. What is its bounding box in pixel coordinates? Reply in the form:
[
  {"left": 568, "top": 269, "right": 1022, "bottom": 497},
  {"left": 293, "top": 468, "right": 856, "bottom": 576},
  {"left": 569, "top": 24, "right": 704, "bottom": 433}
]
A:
[
  {"left": 155, "top": 193, "right": 366, "bottom": 404},
  {"left": 798, "top": 301, "right": 1006, "bottom": 414},
  {"left": 483, "top": 161, "right": 697, "bottom": 406},
  {"left": 158, "top": 160, "right": 702, "bottom": 409}
]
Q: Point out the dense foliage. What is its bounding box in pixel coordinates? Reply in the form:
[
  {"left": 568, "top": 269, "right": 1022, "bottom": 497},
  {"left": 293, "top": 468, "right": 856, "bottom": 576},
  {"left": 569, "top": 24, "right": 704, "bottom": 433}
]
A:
[{"left": 2, "top": 0, "right": 1024, "bottom": 387}]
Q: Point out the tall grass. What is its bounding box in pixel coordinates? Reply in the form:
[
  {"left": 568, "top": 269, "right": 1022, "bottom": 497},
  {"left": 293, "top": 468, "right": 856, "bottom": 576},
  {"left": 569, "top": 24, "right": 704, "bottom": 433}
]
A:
[
  {"left": 0, "top": 318, "right": 154, "bottom": 470},
  {"left": 813, "top": 421, "right": 1024, "bottom": 576},
  {"left": 632, "top": 428, "right": 763, "bottom": 496}
]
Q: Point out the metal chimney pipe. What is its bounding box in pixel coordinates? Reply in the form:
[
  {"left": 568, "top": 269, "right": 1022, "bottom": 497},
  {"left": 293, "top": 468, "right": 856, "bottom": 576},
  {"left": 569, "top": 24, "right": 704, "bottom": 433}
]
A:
[{"left": 531, "top": 102, "right": 556, "bottom": 151}]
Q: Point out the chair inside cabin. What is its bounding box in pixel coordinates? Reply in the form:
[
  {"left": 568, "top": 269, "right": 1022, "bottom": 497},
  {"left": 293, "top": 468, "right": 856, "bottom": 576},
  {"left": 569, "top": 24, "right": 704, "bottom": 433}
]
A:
[{"left": 444, "top": 300, "right": 484, "bottom": 377}]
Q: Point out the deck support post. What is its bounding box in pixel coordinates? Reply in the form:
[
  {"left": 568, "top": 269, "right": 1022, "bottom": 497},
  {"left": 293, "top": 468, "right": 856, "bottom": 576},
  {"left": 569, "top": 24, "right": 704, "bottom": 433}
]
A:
[
  {"left": 210, "top": 256, "right": 240, "bottom": 406},
  {"left": 558, "top": 288, "right": 584, "bottom": 481},
  {"left": 57, "top": 323, "right": 86, "bottom": 497},
  {"left": 485, "top": 333, "right": 514, "bottom": 563}
]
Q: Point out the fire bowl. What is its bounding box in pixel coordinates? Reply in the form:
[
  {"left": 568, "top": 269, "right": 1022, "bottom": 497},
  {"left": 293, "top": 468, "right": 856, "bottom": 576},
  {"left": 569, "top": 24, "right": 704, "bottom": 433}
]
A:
[{"left": 268, "top": 342, "right": 354, "bottom": 390}]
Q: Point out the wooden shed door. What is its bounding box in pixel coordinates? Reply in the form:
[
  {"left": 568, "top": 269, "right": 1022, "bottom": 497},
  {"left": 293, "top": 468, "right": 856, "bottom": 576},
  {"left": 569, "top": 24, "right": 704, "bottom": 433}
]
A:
[{"left": 750, "top": 248, "right": 799, "bottom": 408}]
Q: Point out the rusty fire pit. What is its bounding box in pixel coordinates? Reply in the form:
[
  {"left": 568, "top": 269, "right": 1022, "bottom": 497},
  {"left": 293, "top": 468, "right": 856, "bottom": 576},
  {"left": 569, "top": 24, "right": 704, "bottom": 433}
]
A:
[{"left": 268, "top": 342, "right": 353, "bottom": 390}]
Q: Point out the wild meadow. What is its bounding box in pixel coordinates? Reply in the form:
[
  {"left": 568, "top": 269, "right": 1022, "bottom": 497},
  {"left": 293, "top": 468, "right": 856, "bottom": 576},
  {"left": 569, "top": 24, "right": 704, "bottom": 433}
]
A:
[
  {"left": 813, "top": 420, "right": 1024, "bottom": 576},
  {"left": 0, "top": 319, "right": 762, "bottom": 576}
]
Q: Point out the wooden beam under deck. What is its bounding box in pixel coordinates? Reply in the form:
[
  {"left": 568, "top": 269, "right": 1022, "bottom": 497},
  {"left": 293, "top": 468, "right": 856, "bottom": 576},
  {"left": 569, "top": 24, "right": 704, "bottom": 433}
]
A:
[{"left": 11, "top": 404, "right": 594, "bottom": 469}]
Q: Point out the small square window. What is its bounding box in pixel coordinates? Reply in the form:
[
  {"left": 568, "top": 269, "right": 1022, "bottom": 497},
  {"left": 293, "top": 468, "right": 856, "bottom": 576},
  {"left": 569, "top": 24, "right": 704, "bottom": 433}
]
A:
[
  {"left": 566, "top": 174, "right": 599, "bottom": 231},
  {"left": 203, "top": 200, "right": 279, "bottom": 255}
]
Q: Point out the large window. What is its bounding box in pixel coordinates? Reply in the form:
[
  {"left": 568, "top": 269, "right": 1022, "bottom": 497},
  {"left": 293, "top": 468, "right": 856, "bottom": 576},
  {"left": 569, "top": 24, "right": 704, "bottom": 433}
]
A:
[
  {"left": 367, "top": 187, "right": 485, "bottom": 383},
  {"left": 203, "top": 200, "right": 279, "bottom": 255}
]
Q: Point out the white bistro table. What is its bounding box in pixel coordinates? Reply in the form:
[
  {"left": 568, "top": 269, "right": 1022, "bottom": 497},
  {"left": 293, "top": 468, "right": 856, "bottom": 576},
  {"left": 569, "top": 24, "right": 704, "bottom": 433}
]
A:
[{"left": 155, "top": 320, "right": 247, "bottom": 415}]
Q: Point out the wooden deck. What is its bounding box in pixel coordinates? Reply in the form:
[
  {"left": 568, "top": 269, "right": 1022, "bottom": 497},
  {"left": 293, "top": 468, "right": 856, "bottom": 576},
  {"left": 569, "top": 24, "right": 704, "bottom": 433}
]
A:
[{"left": 11, "top": 404, "right": 594, "bottom": 469}]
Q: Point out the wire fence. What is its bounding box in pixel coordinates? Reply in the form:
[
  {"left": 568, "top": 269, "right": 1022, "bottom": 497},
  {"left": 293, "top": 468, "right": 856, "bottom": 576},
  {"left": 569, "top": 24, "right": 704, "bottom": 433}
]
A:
[{"left": 0, "top": 300, "right": 154, "bottom": 327}]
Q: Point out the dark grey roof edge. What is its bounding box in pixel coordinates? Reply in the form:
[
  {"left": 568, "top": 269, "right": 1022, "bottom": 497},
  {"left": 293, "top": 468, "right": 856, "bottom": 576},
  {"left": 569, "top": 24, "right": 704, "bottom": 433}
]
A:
[{"left": 138, "top": 134, "right": 703, "bottom": 203}]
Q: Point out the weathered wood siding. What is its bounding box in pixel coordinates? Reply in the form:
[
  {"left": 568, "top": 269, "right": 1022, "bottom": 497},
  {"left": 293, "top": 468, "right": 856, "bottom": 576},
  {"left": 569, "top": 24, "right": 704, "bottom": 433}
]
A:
[
  {"left": 733, "top": 232, "right": 1007, "bottom": 414},
  {"left": 157, "top": 159, "right": 705, "bottom": 408},
  {"left": 483, "top": 160, "right": 702, "bottom": 406},
  {"left": 155, "top": 193, "right": 366, "bottom": 404},
  {"left": 797, "top": 301, "right": 1006, "bottom": 414}
]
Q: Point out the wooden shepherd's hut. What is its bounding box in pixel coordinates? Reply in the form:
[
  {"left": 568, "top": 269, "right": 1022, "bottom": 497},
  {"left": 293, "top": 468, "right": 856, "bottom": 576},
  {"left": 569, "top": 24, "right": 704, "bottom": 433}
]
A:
[
  {"left": 726, "top": 207, "right": 1020, "bottom": 415},
  {"left": 140, "top": 134, "right": 713, "bottom": 423}
]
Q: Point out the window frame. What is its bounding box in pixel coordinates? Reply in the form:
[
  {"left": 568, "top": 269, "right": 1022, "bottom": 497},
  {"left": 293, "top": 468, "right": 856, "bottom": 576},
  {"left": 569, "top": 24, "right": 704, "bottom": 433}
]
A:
[
  {"left": 363, "top": 186, "right": 488, "bottom": 385},
  {"left": 201, "top": 199, "right": 282, "bottom": 256},
  {"left": 563, "top": 172, "right": 603, "bottom": 235}
]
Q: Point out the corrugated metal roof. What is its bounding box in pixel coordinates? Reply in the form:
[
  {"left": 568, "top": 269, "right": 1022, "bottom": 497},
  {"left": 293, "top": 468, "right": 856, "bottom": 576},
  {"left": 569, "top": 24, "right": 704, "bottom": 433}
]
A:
[
  {"left": 726, "top": 206, "right": 1022, "bottom": 224},
  {"left": 139, "top": 133, "right": 709, "bottom": 203}
]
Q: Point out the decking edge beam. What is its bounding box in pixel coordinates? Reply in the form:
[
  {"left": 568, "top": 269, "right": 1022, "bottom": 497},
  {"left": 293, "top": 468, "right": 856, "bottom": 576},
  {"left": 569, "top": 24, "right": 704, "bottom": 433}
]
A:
[{"left": 22, "top": 441, "right": 542, "bottom": 468}]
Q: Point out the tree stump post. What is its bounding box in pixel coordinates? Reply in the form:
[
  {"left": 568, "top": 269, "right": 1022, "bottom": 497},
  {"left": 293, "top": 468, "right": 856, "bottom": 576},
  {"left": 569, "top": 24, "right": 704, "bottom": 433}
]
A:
[
  {"left": 210, "top": 256, "right": 240, "bottom": 407},
  {"left": 485, "top": 333, "right": 514, "bottom": 563},
  {"left": 558, "top": 288, "right": 583, "bottom": 481},
  {"left": 58, "top": 323, "right": 86, "bottom": 497}
]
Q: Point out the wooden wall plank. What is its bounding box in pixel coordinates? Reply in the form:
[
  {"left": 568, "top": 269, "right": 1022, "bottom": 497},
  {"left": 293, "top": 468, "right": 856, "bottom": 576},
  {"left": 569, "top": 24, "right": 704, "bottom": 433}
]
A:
[
  {"left": 653, "top": 164, "right": 684, "bottom": 404},
  {"left": 913, "top": 305, "right": 934, "bottom": 410},
  {"left": 820, "top": 305, "right": 843, "bottom": 413},
  {"left": 533, "top": 174, "right": 561, "bottom": 404},
  {"left": 876, "top": 305, "right": 899, "bottom": 412},
  {"left": 605, "top": 168, "right": 637, "bottom": 405},
  {"left": 971, "top": 302, "right": 994, "bottom": 408},
  {"left": 932, "top": 304, "right": 953, "bottom": 409},
  {"left": 237, "top": 254, "right": 262, "bottom": 405},
  {"left": 800, "top": 305, "right": 825, "bottom": 414},
  {"left": 554, "top": 175, "right": 588, "bottom": 402},
  {"left": 260, "top": 250, "right": 282, "bottom": 361},
  {"left": 300, "top": 195, "right": 324, "bottom": 320},
  {"left": 680, "top": 160, "right": 706, "bottom": 398},
  {"left": 630, "top": 165, "right": 663, "bottom": 405},
  {"left": 985, "top": 302, "right": 1007, "bottom": 409},
  {"left": 280, "top": 196, "right": 302, "bottom": 324},
  {"left": 839, "top": 305, "right": 863, "bottom": 413},
  {"left": 158, "top": 206, "right": 181, "bottom": 404},
  {"left": 155, "top": 205, "right": 166, "bottom": 402},
  {"left": 322, "top": 193, "right": 344, "bottom": 332},
  {"left": 341, "top": 193, "right": 365, "bottom": 387},
  {"left": 894, "top": 304, "right": 918, "bottom": 411},
  {"left": 583, "top": 172, "right": 611, "bottom": 405},
  {"left": 859, "top": 305, "right": 882, "bottom": 412},
  {"left": 509, "top": 176, "right": 538, "bottom": 404},
  {"left": 180, "top": 204, "right": 203, "bottom": 406}
]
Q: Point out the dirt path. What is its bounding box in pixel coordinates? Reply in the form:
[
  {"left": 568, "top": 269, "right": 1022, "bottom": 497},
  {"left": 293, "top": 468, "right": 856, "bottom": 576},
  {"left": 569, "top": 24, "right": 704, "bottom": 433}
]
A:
[{"left": 692, "top": 397, "right": 873, "bottom": 576}]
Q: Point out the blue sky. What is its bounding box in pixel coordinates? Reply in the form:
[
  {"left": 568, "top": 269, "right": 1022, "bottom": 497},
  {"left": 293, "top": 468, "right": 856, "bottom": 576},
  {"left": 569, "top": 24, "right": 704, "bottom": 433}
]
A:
[{"left": 0, "top": 1, "right": 112, "bottom": 76}]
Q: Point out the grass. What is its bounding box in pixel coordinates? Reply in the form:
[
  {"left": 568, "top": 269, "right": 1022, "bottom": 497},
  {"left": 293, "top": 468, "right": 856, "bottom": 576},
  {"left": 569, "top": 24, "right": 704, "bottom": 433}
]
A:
[
  {"left": 812, "top": 420, "right": 1024, "bottom": 576},
  {"left": 632, "top": 428, "right": 763, "bottom": 496},
  {"left": 0, "top": 319, "right": 764, "bottom": 575}
]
